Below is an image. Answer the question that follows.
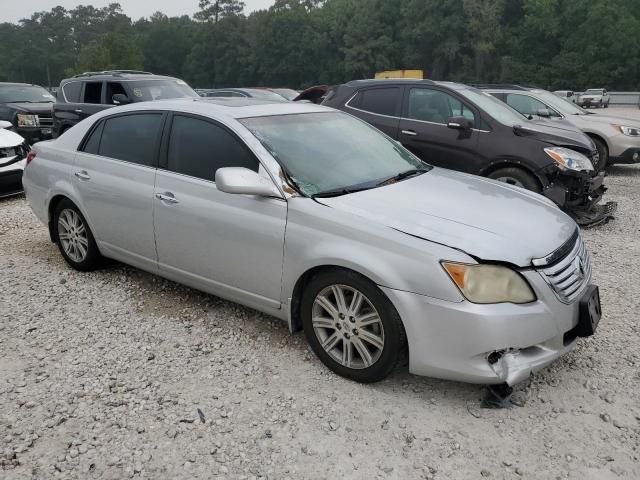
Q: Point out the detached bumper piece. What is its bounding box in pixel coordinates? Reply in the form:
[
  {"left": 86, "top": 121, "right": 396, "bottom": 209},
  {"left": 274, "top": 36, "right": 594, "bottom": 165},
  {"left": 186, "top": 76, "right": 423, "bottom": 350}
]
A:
[
  {"left": 544, "top": 170, "right": 616, "bottom": 227},
  {"left": 572, "top": 201, "right": 617, "bottom": 227}
]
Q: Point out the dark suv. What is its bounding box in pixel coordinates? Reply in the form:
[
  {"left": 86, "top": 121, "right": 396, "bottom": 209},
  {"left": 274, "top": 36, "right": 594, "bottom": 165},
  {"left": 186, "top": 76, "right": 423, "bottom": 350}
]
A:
[
  {"left": 0, "top": 83, "right": 56, "bottom": 144},
  {"left": 323, "top": 79, "right": 615, "bottom": 225},
  {"left": 53, "top": 70, "right": 199, "bottom": 136}
]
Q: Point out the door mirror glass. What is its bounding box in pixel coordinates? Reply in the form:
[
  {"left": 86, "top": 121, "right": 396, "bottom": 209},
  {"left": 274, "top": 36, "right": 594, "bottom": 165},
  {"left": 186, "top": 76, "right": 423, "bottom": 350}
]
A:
[
  {"left": 215, "top": 167, "right": 281, "bottom": 197},
  {"left": 536, "top": 108, "right": 552, "bottom": 118},
  {"left": 447, "top": 116, "right": 473, "bottom": 130},
  {"left": 112, "top": 94, "right": 131, "bottom": 105},
  {"left": 0, "top": 120, "right": 13, "bottom": 129}
]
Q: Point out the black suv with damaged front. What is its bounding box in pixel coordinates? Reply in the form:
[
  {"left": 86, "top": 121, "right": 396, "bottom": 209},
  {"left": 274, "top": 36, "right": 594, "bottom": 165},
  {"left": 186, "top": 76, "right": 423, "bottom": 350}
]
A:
[
  {"left": 323, "top": 80, "right": 615, "bottom": 226},
  {"left": 0, "top": 83, "right": 55, "bottom": 145}
]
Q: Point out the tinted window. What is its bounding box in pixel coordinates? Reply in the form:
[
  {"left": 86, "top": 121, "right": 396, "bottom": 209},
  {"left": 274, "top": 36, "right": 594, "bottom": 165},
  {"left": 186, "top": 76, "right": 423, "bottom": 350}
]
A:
[
  {"left": 408, "top": 88, "right": 476, "bottom": 124},
  {"left": 167, "top": 115, "right": 259, "bottom": 181},
  {"left": 62, "top": 82, "right": 82, "bottom": 103},
  {"left": 353, "top": 88, "right": 400, "bottom": 116},
  {"left": 506, "top": 94, "right": 560, "bottom": 118},
  {"left": 82, "top": 121, "right": 104, "bottom": 154},
  {"left": 83, "top": 82, "right": 102, "bottom": 104},
  {"left": 99, "top": 114, "right": 163, "bottom": 166},
  {"left": 106, "top": 82, "right": 128, "bottom": 104}
]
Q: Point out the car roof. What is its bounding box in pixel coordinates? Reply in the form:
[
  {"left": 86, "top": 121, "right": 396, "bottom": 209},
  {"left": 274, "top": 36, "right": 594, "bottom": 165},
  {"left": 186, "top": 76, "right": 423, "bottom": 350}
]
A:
[
  {"left": 0, "top": 82, "right": 45, "bottom": 87},
  {"left": 344, "top": 79, "right": 436, "bottom": 88},
  {"left": 61, "top": 72, "right": 178, "bottom": 83},
  {"left": 92, "top": 97, "right": 331, "bottom": 120},
  {"left": 343, "top": 79, "right": 476, "bottom": 91}
]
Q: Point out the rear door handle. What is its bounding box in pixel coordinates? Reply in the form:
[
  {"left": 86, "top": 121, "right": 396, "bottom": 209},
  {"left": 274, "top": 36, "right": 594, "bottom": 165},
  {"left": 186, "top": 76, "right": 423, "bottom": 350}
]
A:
[
  {"left": 74, "top": 170, "right": 90, "bottom": 180},
  {"left": 155, "top": 192, "right": 180, "bottom": 205},
  {"left": 401, "top": 129, "right": 417, "bottom": 136},
  {"left": 74, "top": 109, "right": 83, "bottom": 114}
]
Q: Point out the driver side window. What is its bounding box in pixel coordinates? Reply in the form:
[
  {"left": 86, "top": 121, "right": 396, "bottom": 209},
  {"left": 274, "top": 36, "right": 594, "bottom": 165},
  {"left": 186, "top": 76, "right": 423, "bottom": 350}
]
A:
[{"left": 407, "top": 89, "right": 476, "bottom": 125}]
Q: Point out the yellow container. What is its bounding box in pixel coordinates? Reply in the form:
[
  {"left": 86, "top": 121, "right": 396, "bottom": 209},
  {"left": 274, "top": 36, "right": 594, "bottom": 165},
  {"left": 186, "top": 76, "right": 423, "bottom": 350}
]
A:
[{"left": 374, "top": 70, "right": 424, "bottom": 79}]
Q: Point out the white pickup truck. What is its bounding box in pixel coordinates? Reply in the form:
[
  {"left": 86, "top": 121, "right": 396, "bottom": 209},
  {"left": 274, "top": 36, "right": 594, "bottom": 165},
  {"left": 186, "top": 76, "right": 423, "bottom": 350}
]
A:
[{"left": 579, "top": 89, "right": 610, "bottom": 108}]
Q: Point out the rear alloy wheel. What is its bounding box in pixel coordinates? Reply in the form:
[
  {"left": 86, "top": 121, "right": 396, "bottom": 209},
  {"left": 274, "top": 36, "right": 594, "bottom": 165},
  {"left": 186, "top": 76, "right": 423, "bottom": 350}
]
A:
[
  {"left": 301, "top": 269, "right": 405, "bottom": 383},
  {"left": 53, "top": 199, "right": 102, "bottom": 271},
  {"left": 487, "top": 167, "right": 541, "bottom": 193}
]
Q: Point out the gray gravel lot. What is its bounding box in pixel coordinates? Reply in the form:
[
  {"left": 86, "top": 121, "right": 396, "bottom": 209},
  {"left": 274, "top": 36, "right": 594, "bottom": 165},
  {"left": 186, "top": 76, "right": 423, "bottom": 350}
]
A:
[{"left": 1, "top": 163, "right": 640, "bottom": 480}]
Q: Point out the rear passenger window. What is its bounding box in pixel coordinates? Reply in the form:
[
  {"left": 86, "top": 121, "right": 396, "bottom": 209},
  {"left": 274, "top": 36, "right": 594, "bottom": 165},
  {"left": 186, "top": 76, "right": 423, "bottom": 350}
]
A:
[
  {"left": 63, "top": 82, "right": 82, "bottom": 103},
  {"left": 351, "top": 88, "right": 400, "bottom": 116},
  {"left": 81, "top": 121, "right": 104, "bottom": 154},
  {"left": 83, "top": 82, "right": 102, "bottom": 104},
  {"left": 98, "top": 114, "right": 163, "bottom": 166},
  {"left": 167, "top": 115, "right": 258, "bottom": 181}
]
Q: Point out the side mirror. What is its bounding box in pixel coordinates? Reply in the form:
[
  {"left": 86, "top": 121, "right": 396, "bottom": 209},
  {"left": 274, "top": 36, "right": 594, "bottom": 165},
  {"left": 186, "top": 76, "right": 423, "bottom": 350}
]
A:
[
  {"left": 215, "top": 167, "right": 282, "bottom": 198},
  {"left": 0, "top": 120, "right": 13, "bottom": 130},
  {"left": 536, "top": 108, "right": 552, "bottom": 118},
  {"left": 112, "top": 93, "right": 131, "bottom": 105},
  {"left": 447, "top": 116, "right": 473, "bottom": 131}
]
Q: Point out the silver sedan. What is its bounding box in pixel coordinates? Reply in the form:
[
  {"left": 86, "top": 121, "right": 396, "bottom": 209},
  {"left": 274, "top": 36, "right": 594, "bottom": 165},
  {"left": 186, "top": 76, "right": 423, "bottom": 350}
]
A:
[{"left": 22, "top": 99, "right": 602, "bottom": 385}]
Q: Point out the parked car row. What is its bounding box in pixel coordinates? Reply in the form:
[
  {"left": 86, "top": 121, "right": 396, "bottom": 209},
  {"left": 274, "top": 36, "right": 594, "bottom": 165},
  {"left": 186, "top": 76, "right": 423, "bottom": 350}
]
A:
[
  {"left": 477, "top": 85, "right": 640, "bottom": 168},
  {"left": 321, "top": 80, "right": 616, "bottom": 226},
  {"left": 0, "top": 73, "right": 618, "bottom": 389}
]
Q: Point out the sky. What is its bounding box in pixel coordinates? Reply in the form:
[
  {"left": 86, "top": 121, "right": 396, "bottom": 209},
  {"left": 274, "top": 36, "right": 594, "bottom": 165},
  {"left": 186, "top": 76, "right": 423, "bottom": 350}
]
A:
[{"left": 0, "top": 0, "right": 274, "bottom": 23}]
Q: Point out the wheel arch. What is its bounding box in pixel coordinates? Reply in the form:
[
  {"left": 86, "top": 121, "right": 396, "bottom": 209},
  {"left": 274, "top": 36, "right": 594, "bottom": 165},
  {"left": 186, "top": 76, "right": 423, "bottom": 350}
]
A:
[
  {"left": 46, "top": 191, "right": 97, "bottom": 246},
  {"left": 480, "top": 159, "right": 545, "bottom": 189},
  {"left": 288, "top": 264, "right": 373, "bottom": 333},
  {"left": 584, "top": 131, "right": 611, "bottom": 153}
]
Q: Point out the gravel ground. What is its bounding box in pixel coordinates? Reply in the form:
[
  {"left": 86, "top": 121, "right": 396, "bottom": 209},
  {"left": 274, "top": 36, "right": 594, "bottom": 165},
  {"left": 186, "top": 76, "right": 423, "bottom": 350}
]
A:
[{"left": 1, "top": 164, "right": 640, "bottom": 480}]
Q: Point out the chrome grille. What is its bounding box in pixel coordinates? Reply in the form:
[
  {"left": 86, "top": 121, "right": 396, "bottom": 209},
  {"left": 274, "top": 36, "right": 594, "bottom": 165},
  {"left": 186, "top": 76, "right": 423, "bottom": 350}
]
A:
[
  {"left": 38, "top": 115, "right": 53, "bottom": 127},
  {"left": 537, "top": 236, "right": 591, "bottom": 303}
]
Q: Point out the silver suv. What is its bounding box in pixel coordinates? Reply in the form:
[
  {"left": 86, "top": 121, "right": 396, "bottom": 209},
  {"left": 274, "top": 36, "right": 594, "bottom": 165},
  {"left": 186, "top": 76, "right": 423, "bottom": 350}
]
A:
[
  {"left": 483, "top": 86, "right": 640, "bottom": 169},
  {"left": 579, "top": 89, "right": 610, "bottom": 109},
  {"left": 22, "top": 99, "right": 601, "bottom": 386}
]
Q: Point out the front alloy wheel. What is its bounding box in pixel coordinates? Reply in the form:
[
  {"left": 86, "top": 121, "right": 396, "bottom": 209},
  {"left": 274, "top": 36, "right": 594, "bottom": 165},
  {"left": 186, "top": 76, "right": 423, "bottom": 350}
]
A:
[
  {"left": 301, "top": 269, "right": 406, "bottom": 383},
  {"left": 312, "top": 285, "right": 385, "bottom": 369}
]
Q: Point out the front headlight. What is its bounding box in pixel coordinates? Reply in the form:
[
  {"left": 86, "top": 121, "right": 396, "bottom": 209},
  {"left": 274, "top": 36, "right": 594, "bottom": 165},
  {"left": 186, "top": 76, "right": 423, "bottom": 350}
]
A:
[
  {"left": 441, "top": 262, "right": 536, "bottom": 304},
  {"left": 16, "top": 114, "right": 39, "bottom": 127},
  {"left": 544, "top": 147, "right": 594, "bottom": 172},
  {"left": 613, "top": 124, "right": 640, "bottom": 137}
]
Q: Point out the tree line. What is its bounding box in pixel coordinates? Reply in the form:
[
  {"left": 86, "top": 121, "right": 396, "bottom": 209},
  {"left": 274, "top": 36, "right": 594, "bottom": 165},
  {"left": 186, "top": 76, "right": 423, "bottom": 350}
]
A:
[{"left": 0, "top": 0, "right": 639, "bottom": 91}]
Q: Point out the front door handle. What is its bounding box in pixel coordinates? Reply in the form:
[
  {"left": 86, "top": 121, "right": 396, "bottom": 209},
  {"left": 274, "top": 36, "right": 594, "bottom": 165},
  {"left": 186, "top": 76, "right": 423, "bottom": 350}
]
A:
[
  {"left": 401, "top": 129, "right": 417, "bottom": 136},
  {"left": 74, "top": 170, "right": 90, "bottom": 180},
  {"left": 155, "top": 192, "right": 180, "bottom": 205}
]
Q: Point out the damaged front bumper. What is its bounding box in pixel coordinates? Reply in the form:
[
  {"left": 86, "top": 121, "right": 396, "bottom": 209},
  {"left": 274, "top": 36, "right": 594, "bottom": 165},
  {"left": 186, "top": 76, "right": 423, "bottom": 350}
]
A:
[
  {"left": 380, "top": 271, "right": 587, "bottom": 386},
  {"left": 541, "top": 169, "right": 616, "bottom": 227}
]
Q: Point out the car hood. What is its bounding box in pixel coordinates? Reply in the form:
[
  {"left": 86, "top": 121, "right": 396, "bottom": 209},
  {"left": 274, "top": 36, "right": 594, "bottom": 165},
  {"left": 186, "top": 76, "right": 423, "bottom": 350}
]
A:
[
  {"left": 0, "top": 128, "right": 24, "bottom": 148},
  {"left": 315, "top": 168, "right": 576, "bottom": 267},
  {"left": 4, "top": 102, "right": 54, "bottom": 115},
  {"left": 513, "top": 121, "right": 592, "bottom": 151}
]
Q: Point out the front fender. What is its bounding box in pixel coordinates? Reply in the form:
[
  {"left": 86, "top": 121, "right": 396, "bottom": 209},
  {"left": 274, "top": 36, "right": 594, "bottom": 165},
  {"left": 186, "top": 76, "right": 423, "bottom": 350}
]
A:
[{"left": 281, "top": 199, "right": 471, "bottom": 305}]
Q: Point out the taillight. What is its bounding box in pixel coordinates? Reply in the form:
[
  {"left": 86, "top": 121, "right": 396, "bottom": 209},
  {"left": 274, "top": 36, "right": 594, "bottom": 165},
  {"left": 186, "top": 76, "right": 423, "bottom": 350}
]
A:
[{"left": 26, "top": 149, "right": 36, "bottom": 165}]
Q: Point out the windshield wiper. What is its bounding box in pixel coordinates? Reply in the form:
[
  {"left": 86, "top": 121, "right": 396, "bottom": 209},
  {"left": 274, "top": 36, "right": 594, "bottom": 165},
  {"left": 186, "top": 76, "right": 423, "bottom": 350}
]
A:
[
  {"left": 376, "top": 168, "right": 428, "bottom": 187},
  {"left": 312, "top": 185, "right": 374, "bottom": 198}
]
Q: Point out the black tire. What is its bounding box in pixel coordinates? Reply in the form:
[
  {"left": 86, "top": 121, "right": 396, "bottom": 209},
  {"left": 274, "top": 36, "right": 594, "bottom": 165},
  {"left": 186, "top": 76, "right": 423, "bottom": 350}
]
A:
[
  {"left": 301, "top": 268, "right": 406, "bottom": 383},
  {"left": 487, "top": 167, "right": 541, "bottom": 193},
  {"left": 590, "top": 137, "right": 609, "bottom": 171},
  {"left": 52, "top": 199, "right": 103, "bottom": 271}
]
